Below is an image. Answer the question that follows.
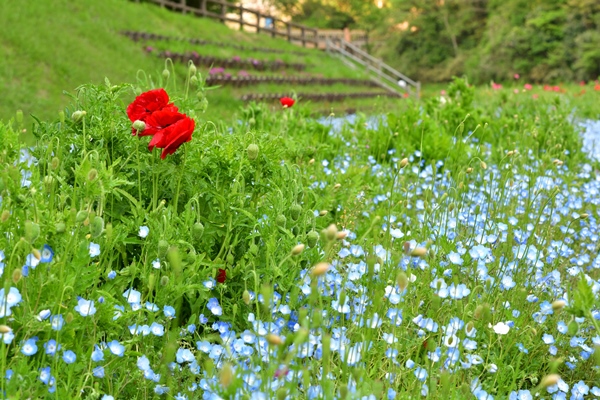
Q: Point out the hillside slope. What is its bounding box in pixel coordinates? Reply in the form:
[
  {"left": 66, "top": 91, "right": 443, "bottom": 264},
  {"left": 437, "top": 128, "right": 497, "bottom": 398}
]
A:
[{"left": 0, "top": 0, "right": 383, "bottom": 124}]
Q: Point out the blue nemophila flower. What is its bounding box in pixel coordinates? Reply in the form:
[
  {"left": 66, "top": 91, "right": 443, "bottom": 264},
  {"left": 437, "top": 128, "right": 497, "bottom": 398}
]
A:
[
  {"left": 91, "top": 345, "right": 104, "bottom": 362},
  {"left": 37, "top": 309, "right": 51, "bottom": 321},
  {"left": 571, "top": 381, "right": 589, "bottom": 399},
  {"left": 207, "top": 298, "right": 222, "bottom": 316},
  {"left": 509, "top": 390, "right": 532, "bottom": 399},
  {"left": 123, "top": 288, "right": 141, "bottom": 304},
  {"left": 40, "top": 245, "right": 54, "bottom": 263},
  {"left": 63, "top": 350, "right": 77, "bottom": 364},
  {"left": 50, "top": 314, "right": 64, "bottom": 331},
  {"left": 107, "top": 270, "right": 116, "bottom": 280},
  {"left": 150, "top": 322, "right": 165, "bottom": 336},
  {"left": 413, "top": 315, "right": 438, "bottom": 332},
  {"left": 89, "top": 242, "right": 100, "bottom": 257},
  {"left": 39, "top": 366, "right": 52, "bottom": 385},
  {"left": 176, "top": 348, "right": 195, "bottom": 364},
  {"left": 129, "top": 324, "right": 151, "bottom": 336},
  {"left": 164, "top": 305, "right": 176, "bottom": 318},
  {"left": 152, "top": 259, "right": 161, "bottom": 269},
  {"left": 414, "top": 366, "right": 428, "bottom": 381},
  {"left": 145, "top": 302, "right": 159, "bottom": 312},
  {"left": 107, "top": 340, "right": 125, "bottom": 357},
  {"left": 0, "top": 287, "right": 22, "bottom": 317},
  {"left": 139, "top": 226, "right": 149, "bottom": 238},
  {"left": 21, "top": 337, "right": 38, "bottom": 356},
  {"left": 44, "top": 339, "right": 60, "bottom": 356},
  {"left": 93, "top": 366, "right": 105, "bottom": 378},
  {"left": 1, "top": 330, "right": 14, "bottom": 345},
  {"left": 102, "top": 396, "right": 115, "bottom": 400},
  {"left": 74, "top": 297, "right": 96, "bottom": 317}
]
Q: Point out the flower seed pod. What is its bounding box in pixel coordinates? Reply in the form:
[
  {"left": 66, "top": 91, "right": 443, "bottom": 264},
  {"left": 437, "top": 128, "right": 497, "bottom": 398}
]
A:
[
  {"left": 290, "top": 203, "right": 302, "bottom": 221},
  {"left": 291, "top": 244, "right": 305, "bottom": 256},
  {"left": 311, "top": 262, "right": 330, "bottom": 277},
  {"left": 157, "top": 240, "right": 169, "bottom": 259},
  {"left": 266, "top": 333, "right": 283, "bottom": 346},
  {"left": 306, "top": 230, "right": 319, "bottom": 248},
  {"left": 247, "top": 144, "right": 259, "bottom": 160},
  {"left": 75, "top": 210, "right": 88, "bottom": 223},
  {"left": 410, "top": 247, "right": 428, "bottom": 257},
  {"left": 323, "top": 224, "right": 338, "bottom": 241},
  {"left": 24, "top": 220, "right": 40, "bottom": 243},
  {"left": 12, "top": 269, "right": 22, "bottom": 283},
  {"left": 71, "top": 110, "right": 85, "bottom": 122},
  {"left": 219, "top": 363, "right": 233, "bottom": 388},
  {"left": 275, "top": 214, "right": 286, "bottom": 228},
  {"left": 90, "top": 216, "right": 105, "bottom": 238},
  {"left": 50, "top": 157, "right": 60, "bottom": 170},
  {"left": 132, "top": 120, "right": 146, "bottom": 133},
  {"left": 397, "top": 272, "right": 409, "bottom": 291},
  {"left": 192, "top": 222, "right": 204, "bottom": 241},
  {"left": 540, "top": 374, "right": 560, "bottom": 388}
]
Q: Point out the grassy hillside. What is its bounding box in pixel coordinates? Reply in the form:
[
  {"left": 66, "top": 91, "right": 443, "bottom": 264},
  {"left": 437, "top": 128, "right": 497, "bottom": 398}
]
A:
[{"left": 0, "top": 0, "right": 387, "bottom": 125}]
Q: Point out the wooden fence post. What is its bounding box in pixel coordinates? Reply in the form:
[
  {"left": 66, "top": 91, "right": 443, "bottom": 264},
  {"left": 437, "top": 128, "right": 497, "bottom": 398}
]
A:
[
  {"left": 256, "top": 12, "right": 261, "bottom": 34},
  {"left": 200, "top": 0, "right": 206, "bottom": 15},
  {"left": 239, "top": 7, "right": 243, "bottom": 31},
  {"left": 221, "top": 2, "right": 226, "bottom": 23},
  {"left": 301, "top": 26, "right": 306, "bottom": 47},
  {"left": 286, "top": 23, "right": 291, "bottom": 42}
]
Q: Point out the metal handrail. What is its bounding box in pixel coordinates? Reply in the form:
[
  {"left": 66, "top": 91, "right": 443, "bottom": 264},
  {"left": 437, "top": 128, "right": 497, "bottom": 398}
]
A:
[{"left": 326, "top": 37, "right": 420, "bottom": 99}]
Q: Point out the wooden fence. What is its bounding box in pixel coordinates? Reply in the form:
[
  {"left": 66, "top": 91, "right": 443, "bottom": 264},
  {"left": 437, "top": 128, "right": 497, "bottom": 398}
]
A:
[{"left": 135, "top": 0, "right": 320, "bottom": 48}]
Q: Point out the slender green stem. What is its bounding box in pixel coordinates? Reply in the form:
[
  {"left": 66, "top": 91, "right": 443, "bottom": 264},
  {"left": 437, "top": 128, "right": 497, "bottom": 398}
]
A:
[{"left": 173, "top": 146, "right": 187, "bottom": 212}]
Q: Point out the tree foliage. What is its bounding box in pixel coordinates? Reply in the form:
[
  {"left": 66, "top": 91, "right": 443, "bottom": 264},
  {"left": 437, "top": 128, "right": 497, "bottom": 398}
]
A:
[{"left": 382, "top": 0, "right": 600, "bottom": 83}]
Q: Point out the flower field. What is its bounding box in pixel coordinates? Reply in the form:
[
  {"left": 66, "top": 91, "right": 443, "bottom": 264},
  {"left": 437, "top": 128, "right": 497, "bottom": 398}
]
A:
[{"left": 1, "top": 73, "right": 600, "bottom": 399}]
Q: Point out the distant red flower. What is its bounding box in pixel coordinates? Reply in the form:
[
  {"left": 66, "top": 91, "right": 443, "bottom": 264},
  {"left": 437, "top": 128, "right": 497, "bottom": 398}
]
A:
[
  {"left": 524, "top": 83, "right": 533, "bottom": 90},
  {"left": 216, "top": 268, "right": 227, "bottom": 283},
  {"left": 280, "top": 97, "right": 295, "bottom": 108},
  {"left": 127, "top": 89, "right": 178, "bottom": 134},
  {"left": 595, "top": 84, "right": 600, "bottom": 91},
  {"left": 513, "top": 73, "right": 520, "bottom": 80},
  {"left": 491, "top": 82, "right": 502, "bottom": 90},
  {"left": 147, "top": 110, "right": 195, "bottom": 159}
]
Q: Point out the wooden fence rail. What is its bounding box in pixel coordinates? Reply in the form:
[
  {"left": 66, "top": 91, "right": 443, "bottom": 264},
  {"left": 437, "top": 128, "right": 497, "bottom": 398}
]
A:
[{"left": 134, "top": 0, "right": 320, "bottom": 48}]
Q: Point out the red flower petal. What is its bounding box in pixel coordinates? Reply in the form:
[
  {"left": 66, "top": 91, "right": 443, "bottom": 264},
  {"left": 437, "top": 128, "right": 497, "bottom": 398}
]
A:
[
  {"left": 280, "top": 97, "right": 295, "bottom": 108},
  {"left": 217, "top": 268, "right": 226, "bottom": 283},
  {"left": 127, "top": 89, "right": 178, "bottom": 135}
]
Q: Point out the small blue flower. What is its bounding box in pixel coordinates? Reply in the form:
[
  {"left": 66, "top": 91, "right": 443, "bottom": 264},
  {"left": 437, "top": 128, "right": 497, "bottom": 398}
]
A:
[
  {"left": 102, "top": 396, "right": 115, "bottom": 400},
  {"left": 207, "top": 298, "right": 222, "bottom": 316},
  {"left": 44, "top": 339, "right": 60, "bottom": 356},
  {"left": 107, "top": 340, "right": 125, "bottom": 357},
  {"left": 91, "top": 345, "right": 104, "bottom": 362},
  {"left": 164, "top": 305, "right": 176, "bottom": 318},
  {"left": 150, "top": 322, "right": 165, "bottom": 337},
  {"left": 39, "top": 366, "right": 51, "bottom": 385},
  {"left": 21, "top": 338, "right": 38, "bottom": 356},
  {"left": 37, "top": 309, "right": 51, "bottom": 321},
  {"left": 40, "top": 245, "right": 54, "bottom": 263},
  {"left": 123, "top": 288, "right": 141, "bottom": 304},
  {"left": 74, "top": 298, "right": 97, "bottom": 317},
  {"left": 89, "top": 242, "right": 101, "bottom": 257},
  {"left": 50, "top": 314, "right": 65, "bottom": 331},
  {"left": 93, "top": 366, "right": 105, "bottom": 378},
  {"left": 107, "top": 270, "right": 116, "bottom": 280},
  {"left": 139, "top": 226, "right": 149, "bottom": 238},
  {"left": 63, "top": 350, "right": 77, "bottom": 364}
]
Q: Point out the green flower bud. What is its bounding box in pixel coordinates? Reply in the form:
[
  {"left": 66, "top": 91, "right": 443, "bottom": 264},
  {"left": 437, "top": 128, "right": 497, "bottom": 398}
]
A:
[
  {"left": 12, "top": 268, "right": 22, "bottom": 283},
  {"left": 71, "top": 110, "right": 86, "bottom": 122},
  {"left": 90, "top": 216, "right": 104, "bottom": 238},
  {"left": 188, "top": 62, "right": 197, "bottom": 76},
  {"left": 75, "top": 210, "right": 88, "bottom": 223},
  {"left": 249, "top": 243, "right": 258, "bottom": 256},
  {"left": 158, "top": 240, "right": 169, "bottom": 258},
  {"left": 290, "top": 203, "right": 302, "bottom": 221},
  {"left": 307, "top": 230, "right": 319, "bottom": 248},
  {"left": 567, "top": 320, "right": 579, "bottom": 336},
  {"left": 162, "top": 69, "right": 170, "bottom": 80},
  {"left": 160, "top": 275, "right": 169, "bottom": 286},
  {"left": 132, "top": 120, "right": 146, "bottom": 132},
  {"left": 1, "top": 210, "right": 9, "bottom": 223},
  {"left": 50, "top": 157, "right": 60, "bottom": 170},
  {"left": 15, "top": 110, "right": 23, "bottom": 124},
  {"left": 24, "top": 220, "right": 40, "bottom": 243},
  {"left": 87, "top": 168, "right": 98, "bottom": 182},
  {"left": 192, "top": 222, "right": 204, "bottom": 241},
  {"left": 275, "top": 214, "right": 286, "bottom": 228},
  {"left": 247, "top": 144, "right": 259, "bottom": 160},
  {"left": 243, "top": 290, "right": 251, "bottom": 305},
  {"left": 65, "top": 313, "right": 74, "bottom": 324},
  {"left": 55, "top": 221, "right": 66, "bottom": 233}
]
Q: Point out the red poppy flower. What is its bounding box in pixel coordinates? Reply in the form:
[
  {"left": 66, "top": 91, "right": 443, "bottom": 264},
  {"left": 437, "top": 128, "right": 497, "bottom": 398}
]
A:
[
  {"left": 280, "top": 97, "right": 295, "bottom": 108},
  {"left": 127, "top": 89, "right": 178, "bottom": 134},
  {"left": 216, "top": 268, "right": 227, "bottom": 283},
  {"left": 147, "top": 110, "right": 195, "bottom": 159}
]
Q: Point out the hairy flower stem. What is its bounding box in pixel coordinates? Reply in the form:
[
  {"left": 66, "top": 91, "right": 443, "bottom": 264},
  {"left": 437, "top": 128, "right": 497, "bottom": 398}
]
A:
[{"left": 173, "top": 146, "right": 187, "bottom": 212}]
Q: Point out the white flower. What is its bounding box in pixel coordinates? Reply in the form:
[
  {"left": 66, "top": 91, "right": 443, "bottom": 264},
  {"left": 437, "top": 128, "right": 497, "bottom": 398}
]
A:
[
  {"left": 139, "top": 226, "right": 149, "bottom": 238},
  {"left": 89, "top": 243, "right": 101, "bottom": 257},
  {"left": 491, "top": 322, "right": 510, "bottom": 335}
]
